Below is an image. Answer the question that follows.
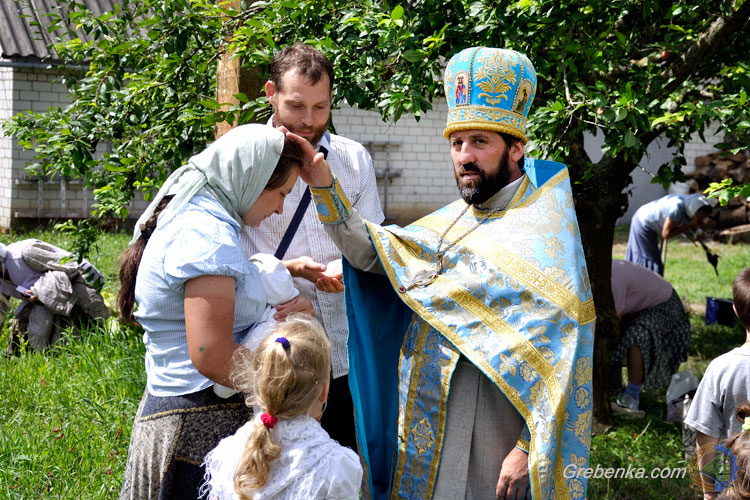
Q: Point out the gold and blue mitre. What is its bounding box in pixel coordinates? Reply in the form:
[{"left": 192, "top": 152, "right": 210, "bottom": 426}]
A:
[{"left": 444, "top": 47, "right": 537, "bottom": 143}]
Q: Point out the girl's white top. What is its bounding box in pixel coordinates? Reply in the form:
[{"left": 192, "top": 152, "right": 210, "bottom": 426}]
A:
[{"left": 202, "top": 414, "right": 362, "bottom": 500}]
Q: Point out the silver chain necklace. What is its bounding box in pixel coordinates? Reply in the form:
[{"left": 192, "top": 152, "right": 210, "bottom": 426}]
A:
[{"left": 403, "top": 204, "right": 501, "bottom": 290}]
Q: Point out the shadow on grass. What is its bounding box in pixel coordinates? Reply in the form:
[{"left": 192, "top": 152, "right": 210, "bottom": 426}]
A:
[
  {"left": 688, "top": 316, "right": 745, "bottom": 358},
  {"left": 589, "top": 410, "right": 698, "bottom": 500}
]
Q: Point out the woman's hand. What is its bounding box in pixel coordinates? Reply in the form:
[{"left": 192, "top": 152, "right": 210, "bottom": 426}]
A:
[
  {"left": 280, "top": 127, "right": 334, "bottom": 188},
  {"left": 274, "top": 296, "right": 315, "bottom": 321}
]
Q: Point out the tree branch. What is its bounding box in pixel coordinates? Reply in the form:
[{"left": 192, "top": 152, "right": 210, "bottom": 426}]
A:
[
  {"left": 590, "top": 1, "right": 750, "bottom": 88},
  {"left": 662, "top": 0, "right": 750, "bottom": 95}
]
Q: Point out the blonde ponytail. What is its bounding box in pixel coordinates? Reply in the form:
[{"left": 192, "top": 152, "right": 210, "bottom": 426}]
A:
[{"left": 231, "top": 314, "right": 331, "bottom": 499}]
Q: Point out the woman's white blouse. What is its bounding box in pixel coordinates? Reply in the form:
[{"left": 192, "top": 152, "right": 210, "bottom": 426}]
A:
[{"left": 203, "top": 415, "right": 362, "bottom": 499}]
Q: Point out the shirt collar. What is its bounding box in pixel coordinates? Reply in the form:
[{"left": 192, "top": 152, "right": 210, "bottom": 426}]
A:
[
  {"left": 476, "top": 174, "right": 526, "bottom": 211},
  {"left": 317, "top": 131, "right": 331, "bottom": 153}
]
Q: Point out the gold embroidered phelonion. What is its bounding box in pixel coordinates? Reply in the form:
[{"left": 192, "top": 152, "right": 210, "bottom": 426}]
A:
[{"left": 405, "top": 203, "right": 503, "bottom": 290}]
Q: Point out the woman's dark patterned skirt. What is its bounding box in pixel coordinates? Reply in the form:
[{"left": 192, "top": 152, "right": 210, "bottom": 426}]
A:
[
  {"left": 613, "top": 289, "right": 691, "bottom": 391},
  {"left": 119, "top": 386, "right": 250, "bottom": 500}
]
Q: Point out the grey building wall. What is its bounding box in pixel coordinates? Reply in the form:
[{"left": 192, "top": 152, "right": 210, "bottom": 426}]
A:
[
  {"left": 334, "top": 101, "right": 454, "bottom": 225},
  {"left": 580, "top": 123, "right": 723, "bottom": 226},
  {"left": 1, "top": 64, "right": 724, "bottom": 229},
  {"left": 0, "top": 65, "right": 12, "bottom": 228},
  {"left": 0, "top": 64, "right": 149, "bottom": 228}
]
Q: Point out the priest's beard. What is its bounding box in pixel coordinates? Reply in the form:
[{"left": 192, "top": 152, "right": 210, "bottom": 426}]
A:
[{"left": 455, "top": 148, "right": 512, "bottom": 205}]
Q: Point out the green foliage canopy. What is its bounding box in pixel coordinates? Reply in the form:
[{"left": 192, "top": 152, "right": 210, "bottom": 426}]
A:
[
  {"left": 4, "top": 0, "right": 749, "bottom": 227},
  {"left": 3, "top": 0, "right": 749, "bottom": 418}
]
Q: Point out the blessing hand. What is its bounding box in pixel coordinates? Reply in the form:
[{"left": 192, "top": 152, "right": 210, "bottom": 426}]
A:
[{"left": 280, "top": 127, "right": 333, "bottom": 188}]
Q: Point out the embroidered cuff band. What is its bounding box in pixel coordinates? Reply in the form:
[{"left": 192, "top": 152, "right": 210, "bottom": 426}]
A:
[
  {"left": 310, "top": 176, "right": 353, "bottom": 225},
  {"left": 515, "top": 424, "right": 531, "bottom": 453},
  {"left": 515, "top": 437, "right": 530, "bottom": 454}
]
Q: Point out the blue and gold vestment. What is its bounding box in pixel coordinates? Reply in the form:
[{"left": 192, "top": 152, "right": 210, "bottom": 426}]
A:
[{"left": 314, "top": 159, "right": 595, "bottom": 500}]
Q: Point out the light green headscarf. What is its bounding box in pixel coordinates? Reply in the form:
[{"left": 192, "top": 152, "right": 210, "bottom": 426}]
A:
[{"left": 130, "top": 124, "right": 285, "bottom": 245}]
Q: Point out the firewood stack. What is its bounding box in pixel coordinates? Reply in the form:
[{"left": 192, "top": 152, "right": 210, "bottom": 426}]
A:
[{"left": 684, "top": 150, "right": 750, "bottom": 242}]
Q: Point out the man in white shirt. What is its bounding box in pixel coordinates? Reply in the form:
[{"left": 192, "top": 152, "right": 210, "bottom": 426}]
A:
[{"left": 242, "top": 43, "right": 384, "bottom": 450}]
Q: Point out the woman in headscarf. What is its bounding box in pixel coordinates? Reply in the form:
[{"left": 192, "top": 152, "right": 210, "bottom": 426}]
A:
[
  {"left": 625, "top": 193, "right": 711, "bottom": 276},
  {"left": 117, "top": 124, "right": 311, "bottom": 500}
]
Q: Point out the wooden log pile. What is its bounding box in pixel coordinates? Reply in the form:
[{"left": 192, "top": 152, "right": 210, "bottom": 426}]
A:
[{"left": 684, "top": 150, "right": 750, "bottom": 242}]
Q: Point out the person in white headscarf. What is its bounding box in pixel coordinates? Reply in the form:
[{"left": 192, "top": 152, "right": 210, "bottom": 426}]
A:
[
  {"left": 117, "top": 124, "right": 312, "bottom": 500},
  {"left": 626, "top": 193, "right": 711, "bottom": 275}
]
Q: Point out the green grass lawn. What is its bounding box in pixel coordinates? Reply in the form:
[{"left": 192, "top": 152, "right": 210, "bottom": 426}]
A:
[
  {"left": 0, "top": 226, "right": 747, "bottom": 498},
  {"left": 595, "top": 226, "right": 749, "bottom": 500},
  {"left": 0, "top": 228, "right": 144, "bottom": 499}
]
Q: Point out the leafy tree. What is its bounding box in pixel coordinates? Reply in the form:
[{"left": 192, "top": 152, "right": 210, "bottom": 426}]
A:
[
  {"left": 4, "top": 0, "right": 750, "bottom": 421},
  {"left": 4, "top": 0, "right": 236, "bottom": 253}
]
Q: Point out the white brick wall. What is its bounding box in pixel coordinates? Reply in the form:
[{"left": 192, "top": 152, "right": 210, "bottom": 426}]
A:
[
  {"left": 2, "top": 67, "right": 151, "bottom": 226},
  {"left": 609, "top": 123, "right": 724, "bottom": 225},
  {"left": 334, "top": 101, "right": 456, "bottom": 224},
  {"left": 0, "top": 65, "right": 14, "bottom": 227},
  {"left": 0, "top": 64, "right": 726, "bottom": 229},
  {"left": 684, "top": 121, "right": 723, "bottom": 175}
]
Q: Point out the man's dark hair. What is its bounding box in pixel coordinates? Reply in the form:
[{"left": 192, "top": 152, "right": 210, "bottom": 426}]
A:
[
  {"left": 270, "top": 43, "right": 335, "bottom": 92},
  {"left": 733, "top": 268, "right": 750, "bottom": 329},
  {"left": 498, "top": 131, "right": 525, "bottom": 170}
]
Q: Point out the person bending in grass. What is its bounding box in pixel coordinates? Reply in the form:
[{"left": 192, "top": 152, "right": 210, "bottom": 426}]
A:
[
  {"left": 0, "top": 239, "right": 108, "bottom": 353},
  {"left": 610, "top": 259, "right": 691, "bottom": 417}
]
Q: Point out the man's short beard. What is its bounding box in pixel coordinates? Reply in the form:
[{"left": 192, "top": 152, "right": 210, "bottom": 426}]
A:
[
  {"left": 455, "top": 148, "right": 512, "bottom": 205},
  {"left": 272, "top": 111, "right": 329, "bottom": 146}
]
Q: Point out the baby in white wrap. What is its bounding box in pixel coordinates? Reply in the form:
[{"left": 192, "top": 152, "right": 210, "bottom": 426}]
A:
[{"left": 213, "top": 253, "right": 299, "bottom": 398}]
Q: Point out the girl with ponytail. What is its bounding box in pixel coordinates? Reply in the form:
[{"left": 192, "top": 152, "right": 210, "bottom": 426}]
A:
[
  {"left": 202, "top": 314, "right": 362, "bottom": 499},
  {"left": 717, "top": 404, "right": 750, "bottom": 500}
]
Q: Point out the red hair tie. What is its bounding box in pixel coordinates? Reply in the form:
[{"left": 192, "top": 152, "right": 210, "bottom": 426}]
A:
[{"left": 260, "top": 412, "right": 278, "bottom": 429}]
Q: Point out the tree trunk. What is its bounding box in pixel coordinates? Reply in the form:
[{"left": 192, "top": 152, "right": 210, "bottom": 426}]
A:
[
  {"left": 215, "top": 1, "right": 264, "bottom": 139},
  {"left": 566, "top": 142, "right": 633, "bottom": 424},
  {"left": 575, "top": 192, "right": 621, "bottom": 424}
]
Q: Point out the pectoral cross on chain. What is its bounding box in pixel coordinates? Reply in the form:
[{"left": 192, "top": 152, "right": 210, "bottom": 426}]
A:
[{"left": 399, "top": 203, "right": 501, "bottom": 292}]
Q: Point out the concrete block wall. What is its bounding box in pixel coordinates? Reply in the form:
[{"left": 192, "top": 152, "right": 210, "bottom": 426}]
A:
[
  {"left": 10, "top": 67, "right": 79, "bottom": 222},
  {"left": 334, "top": 101, "right": 455, "bottom": 225},
  {"left": 684, "top": 121, "right": 723, "bottom": 174},
  {"left": 612, "top": 123, "right": 724, "bottom": 225},
  {"left": 3, "top": 66, "right": 150, "bottom": 227}
]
